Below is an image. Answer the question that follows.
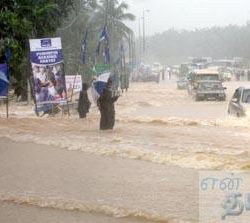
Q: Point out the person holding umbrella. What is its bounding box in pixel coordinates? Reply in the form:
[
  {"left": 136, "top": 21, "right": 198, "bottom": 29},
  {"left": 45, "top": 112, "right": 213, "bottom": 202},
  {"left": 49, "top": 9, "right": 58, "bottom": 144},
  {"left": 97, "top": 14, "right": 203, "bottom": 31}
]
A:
[{"left": 97, "top": 78, "right": 119, "bottom": 130}]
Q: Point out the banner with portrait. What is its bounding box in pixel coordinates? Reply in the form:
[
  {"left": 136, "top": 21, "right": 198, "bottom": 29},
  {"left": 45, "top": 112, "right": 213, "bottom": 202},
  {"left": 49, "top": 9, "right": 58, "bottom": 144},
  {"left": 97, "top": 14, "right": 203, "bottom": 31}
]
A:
[
  {"left": 0, "top": 63, "right": 9, "bottom": 98},
  {"left": 29, "top": 37, "right": 66, "bottom": 105}
]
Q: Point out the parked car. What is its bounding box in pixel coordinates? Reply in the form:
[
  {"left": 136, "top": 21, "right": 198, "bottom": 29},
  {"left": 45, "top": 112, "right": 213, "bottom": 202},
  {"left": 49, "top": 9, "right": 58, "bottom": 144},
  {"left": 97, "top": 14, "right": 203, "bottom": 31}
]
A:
[
  {"left": 187, "top": 69, "right": 221, "bottom": 95},
  {"left": 192, "top": 80, "right": 226, "bottom": 101},
  {"left": 228, "top": 87, "right": 250, "bottom": 117},
  {"left": 177, "top": 77, "right": 188, "bottom": 89}
]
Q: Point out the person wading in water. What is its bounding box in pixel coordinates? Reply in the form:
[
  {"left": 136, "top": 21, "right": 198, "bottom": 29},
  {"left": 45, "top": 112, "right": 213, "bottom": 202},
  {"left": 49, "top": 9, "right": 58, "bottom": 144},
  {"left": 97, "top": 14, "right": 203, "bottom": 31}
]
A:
[
  {"left": 78, "top": 83, "right": 91, "bottom": 118},
  {"left": 97, "top": 78, "right": 119, "bottom": 130}
]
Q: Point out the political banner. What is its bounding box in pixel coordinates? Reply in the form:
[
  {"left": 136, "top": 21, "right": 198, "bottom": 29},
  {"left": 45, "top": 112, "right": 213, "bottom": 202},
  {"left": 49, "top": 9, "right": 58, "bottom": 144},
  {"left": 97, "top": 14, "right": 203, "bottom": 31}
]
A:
[
  {"left": 65, "top": 75, "right": 82, "bottom": 97},
  {"left": 29, "top": 37, "right": 66, "bottom": 105},
  {"left": 0, "top": 63, "right": 9, "bottom": 98}
]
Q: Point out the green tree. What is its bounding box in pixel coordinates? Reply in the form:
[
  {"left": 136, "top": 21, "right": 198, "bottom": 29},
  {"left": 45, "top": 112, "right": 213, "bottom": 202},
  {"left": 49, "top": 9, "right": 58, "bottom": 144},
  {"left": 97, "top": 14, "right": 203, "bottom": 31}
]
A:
[
  {"left": 0, "top": 0, "right": 75, "bottom": 99},
  {"left": 1, "top": 0, "right": 135, "bottom": 99},
  {"left": 143, "top": 24, "right": 250, "bottom": 64}
]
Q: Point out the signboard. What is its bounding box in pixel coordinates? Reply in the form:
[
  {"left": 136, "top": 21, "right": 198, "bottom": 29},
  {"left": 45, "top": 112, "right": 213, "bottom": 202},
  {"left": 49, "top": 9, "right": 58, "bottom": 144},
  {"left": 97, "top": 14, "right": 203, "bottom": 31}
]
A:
[
  {"left": 29, "top": 38, "right": 63, "bottom": 65},
  {"left": 29, "top": 37, "right": 66, "bottom": 105},
  {"left": 0, "top": 63, "right": 9, "bottom": 98},
  {"left": 65, "top": 75, "right": 82, "bottom": 96},
  {"left": 93, "top": 64, "right": 110, "bottom": 75}
]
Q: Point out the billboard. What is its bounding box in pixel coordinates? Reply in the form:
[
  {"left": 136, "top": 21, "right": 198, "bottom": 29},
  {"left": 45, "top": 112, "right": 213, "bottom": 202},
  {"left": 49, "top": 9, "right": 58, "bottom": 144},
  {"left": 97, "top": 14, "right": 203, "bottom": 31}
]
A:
[
  {"left": 29, "top": 37, "right": 66, "bottom": 105},
  {"left": 0, "top": 63, "right": 9, "bottom": 98}
]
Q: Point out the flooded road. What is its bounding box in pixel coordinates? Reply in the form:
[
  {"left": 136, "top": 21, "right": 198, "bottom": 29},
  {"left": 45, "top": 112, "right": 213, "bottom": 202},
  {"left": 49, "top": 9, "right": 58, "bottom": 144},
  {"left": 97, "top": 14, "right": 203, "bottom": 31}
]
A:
[
  {"left": 0, "top": 80, "right": 250, "bottom": 222},
  {"left": 0, "top": 138, "right": 198, "bottom": 223}
]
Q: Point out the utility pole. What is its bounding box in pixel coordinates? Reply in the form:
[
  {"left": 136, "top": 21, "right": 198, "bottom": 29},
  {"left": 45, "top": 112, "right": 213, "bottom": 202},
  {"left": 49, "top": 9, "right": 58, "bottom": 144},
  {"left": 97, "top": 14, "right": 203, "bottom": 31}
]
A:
[
  {"left": 142, "top": 11, "right": 145, "bottom": 53},
  {"left": 132, "top": 36, "right": 136, "bottom": 69},
  {"left": 138, "top": 18, "right": 142, "bottom": 65},
  {"left": 142, "top": 10, "right": 149, "bottom": 61},
  {"left": 129, "top": 33, "right": 133, "bottom": 73}
]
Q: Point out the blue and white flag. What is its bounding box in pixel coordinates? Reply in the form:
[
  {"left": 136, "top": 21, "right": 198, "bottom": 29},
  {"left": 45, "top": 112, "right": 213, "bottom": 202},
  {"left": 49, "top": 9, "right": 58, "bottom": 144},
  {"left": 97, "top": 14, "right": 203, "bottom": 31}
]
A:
[
  {"left": 0, "top": 63, "right": 9, "bottom": 97},
  {"left": 91, "top": 72, "right": 110, "bottom": 104},
  {"left": 99, "top": 26, "right": 109, "bottom": 42},
  {"left": 96, "top": 26, "right": 110, "bottom": 63},
  {"left": 81, "top": 30, "right": 88, "bottom": 64}
]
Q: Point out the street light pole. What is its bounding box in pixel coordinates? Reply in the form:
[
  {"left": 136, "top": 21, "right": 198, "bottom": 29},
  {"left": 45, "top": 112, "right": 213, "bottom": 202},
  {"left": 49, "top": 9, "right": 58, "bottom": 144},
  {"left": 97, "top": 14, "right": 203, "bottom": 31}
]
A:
[
  {"left": 138, "top": 18, "right": 142, "bottom": 64},
  {"left": 142, "top": 10, "right": 149, "bottom": 60},
  {"left": 142, "top": 11, "right": 145, "bottom": 53}
]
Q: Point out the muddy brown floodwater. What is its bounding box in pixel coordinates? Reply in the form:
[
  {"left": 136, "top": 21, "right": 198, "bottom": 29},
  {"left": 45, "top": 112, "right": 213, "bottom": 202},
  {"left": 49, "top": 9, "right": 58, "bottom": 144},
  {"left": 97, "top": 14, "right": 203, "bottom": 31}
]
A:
[{"left": 0, "top": 79, "right": 250, "bottom": 222}]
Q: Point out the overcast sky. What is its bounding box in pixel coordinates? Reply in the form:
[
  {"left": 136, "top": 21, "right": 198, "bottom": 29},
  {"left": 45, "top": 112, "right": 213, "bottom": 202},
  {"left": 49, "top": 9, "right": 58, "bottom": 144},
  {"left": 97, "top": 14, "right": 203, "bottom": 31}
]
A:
[{"left": 125, "top": 0, "right": 250, "bottom": 36}]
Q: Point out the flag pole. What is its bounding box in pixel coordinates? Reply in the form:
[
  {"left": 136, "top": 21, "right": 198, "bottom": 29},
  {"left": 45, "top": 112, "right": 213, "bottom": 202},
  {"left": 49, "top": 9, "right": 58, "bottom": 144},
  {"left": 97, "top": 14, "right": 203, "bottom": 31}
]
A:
[
  {"left": 6, "top": 96, "right": 9, "bottom": 119},
  {"left": 28, "top": 63, "right": 39, "bottom": 116},
  {"left": 107, "top": 0, "right": 111, "bottom": 70},
  {"left": 4, "top": 49, "right": 11, "bottom": 119},
  {"left": 105, "top": 0, "right": 111, "bottom": 71},
  {"left": 6, "top": 60, "right": 9, "bottom": 119},
  {"left": 6, "top": 68, "right": 9, "bottom": 119},
  {"left": 62, "top": 63, "right": 70, "bottom": 116}
]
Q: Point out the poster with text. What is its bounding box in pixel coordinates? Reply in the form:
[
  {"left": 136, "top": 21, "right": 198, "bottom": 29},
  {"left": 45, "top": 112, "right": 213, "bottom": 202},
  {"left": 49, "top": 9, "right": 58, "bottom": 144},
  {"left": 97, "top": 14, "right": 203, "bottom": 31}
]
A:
[{"left": 29, "top": 37, "right": 66, "bottom": 105}]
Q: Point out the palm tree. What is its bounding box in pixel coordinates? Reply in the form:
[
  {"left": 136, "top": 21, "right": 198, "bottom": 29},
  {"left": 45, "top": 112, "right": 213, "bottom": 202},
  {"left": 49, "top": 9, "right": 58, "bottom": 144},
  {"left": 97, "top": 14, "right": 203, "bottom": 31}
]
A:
[
  {"left": 95, "top": 0, "right": 136, "bottom": 58},
  {"left": 56, "top": 0, "right": 135, "bottom": 75}
]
